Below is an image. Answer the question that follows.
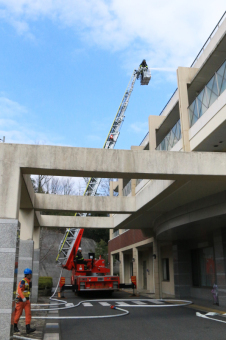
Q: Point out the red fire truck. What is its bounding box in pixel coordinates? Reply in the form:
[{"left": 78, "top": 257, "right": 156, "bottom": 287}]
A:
[{"left": 57, "top": 228, "right": 132, "bottom": 295}]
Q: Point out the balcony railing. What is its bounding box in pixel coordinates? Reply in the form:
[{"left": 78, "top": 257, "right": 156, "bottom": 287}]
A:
[
  {"left": 112, "top": 230, "right": 119, "bottom": 238},
  {"left": 156, "top": 119, "right": 181, "bottom": 151},
  {"left": 123, "top": 180, "right": 131, "bottom": 196},
  {"left": 188, "top": 60, "right": 226, "bottom": 127}
]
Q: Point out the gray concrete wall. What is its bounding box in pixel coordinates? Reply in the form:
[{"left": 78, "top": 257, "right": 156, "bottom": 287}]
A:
[
  {"left": 214, "top": 228, "right": 226, "bottom": 306},
  {"left": 0, "top": 219, "right": 19, "bottom": 340},
  {"left": 39, "top": 229, "right": 96, "bottom": 286},
  {"left": 31, "top": 249, "right": 40, "bottom": 303},
  {"left": 173, "top": 242, "right": 192, "bottom": 298},
  {"left": 17, "top": 240, "right": 34, "bottom": 285}
]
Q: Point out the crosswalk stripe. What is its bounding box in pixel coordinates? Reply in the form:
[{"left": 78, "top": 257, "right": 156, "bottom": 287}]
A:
[
  {"left": 99, "top": 302, "right": 111, "bottom": 306},
  {"left": 82, "top": 303, "right": 93, "bottom": 307},
  {"left": 132, "top": 301, "right": 147, "bottom": 305},
  {"left": 115, "top": 301, "right": 131, "bottom": 306},
  {"left": 148, "top": 299, "right": 164, "bottom": 305}
]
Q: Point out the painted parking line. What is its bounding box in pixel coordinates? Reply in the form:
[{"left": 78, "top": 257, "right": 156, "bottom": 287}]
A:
[
  {"left": 82, "top": 302, "right": 93, "bottom": 307},
  {"left": 99, "top": 302, "right": 111, "bottom": 306}
]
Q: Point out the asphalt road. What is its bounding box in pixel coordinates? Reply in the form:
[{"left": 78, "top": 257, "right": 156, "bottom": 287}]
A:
[{"left": 59, "top": 291, "right": 226, "bottom": 340}]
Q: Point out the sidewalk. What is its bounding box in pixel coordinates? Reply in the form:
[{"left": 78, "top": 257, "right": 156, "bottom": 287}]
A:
[{"left": 14, "top": 296, "right": 49, "bottom": 339}]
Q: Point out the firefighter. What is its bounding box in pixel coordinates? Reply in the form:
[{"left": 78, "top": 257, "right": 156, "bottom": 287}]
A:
[
  {"left": 14, "top": 268, "right": 36, "bottom": 334},
  {"left": 140, "top": 59, "right": 148, "bottom": 69},
  {"left": 75, "top": 248, "right": 88, "bottom": 267}
]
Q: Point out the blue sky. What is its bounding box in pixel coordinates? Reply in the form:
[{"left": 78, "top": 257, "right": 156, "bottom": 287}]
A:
[{"left": 0, "top": 1, "right": 225, "bottom": 150}]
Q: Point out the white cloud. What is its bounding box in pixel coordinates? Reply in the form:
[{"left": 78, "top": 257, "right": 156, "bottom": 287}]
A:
[
  {"left": 0, "top": 1, "right": 225, "bottom": 73},
  {"left": 130, "top": 121, "right": 148, "bottom": 134},
  {"left": 0, "top": 96, "right": 57, "bottom": 144}
]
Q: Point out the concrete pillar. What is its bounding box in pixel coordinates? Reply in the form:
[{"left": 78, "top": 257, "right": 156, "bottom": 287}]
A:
[
  {"left": 110, "top": 254, "right": 114, "bottom": 276},
  {"left": 17, "top": 209, "right": 34, "bottom": 284},
  {"left": 153, "top": 238, "right": 160, "bottom": 298},
  {"left": 118, "top": 179, "right": 123, "bottom": 197},
  {"left": 31, "top": 226, "right": 40, "bottom": 303},
  {"left": 177, "top": 67, "right": 199, "bottom": 152},
  {"left": 172, "top": 241, "right": 192, "bottom": 298},
  {"left": 109, "top": 181, "right": 114, "bottom": 240},
  {"left": 0, "top": 160, "right": 21, "bottom": 220},
  {"left": 132, "top": 247, "right": 138, "bottom": 294},
  {"left": 119, "top": 251, "right": 124, "bottom": 283},
  {"left": 214, "top": 228, "right": 226, "bottom": 306},
  {"left": 0, "top": 219, "right": 19, "bottom": 340},
  {"left": 148, "top": 115, "right": 165, "bottom": 150}
]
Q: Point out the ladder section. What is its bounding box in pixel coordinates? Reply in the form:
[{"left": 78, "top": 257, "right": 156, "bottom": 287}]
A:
[
  {"left": 56, "top": 228, "right": 83, "bottom": 267},
  {"left": 84, "top": 70, "right": 138, "bottom": 197}
]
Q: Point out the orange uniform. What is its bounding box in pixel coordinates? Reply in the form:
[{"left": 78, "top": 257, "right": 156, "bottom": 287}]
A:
[{"left": 14, "top": 277, "right": 32, "bottom": 325}]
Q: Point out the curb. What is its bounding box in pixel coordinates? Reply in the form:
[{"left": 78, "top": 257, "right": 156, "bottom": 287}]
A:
[{"left": 186, "top": 304, "right": 226, "bottom": 315}]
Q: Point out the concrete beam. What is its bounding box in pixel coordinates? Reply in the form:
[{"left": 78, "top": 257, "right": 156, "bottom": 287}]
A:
[
  {"left": 2, "top": 144, "right": 226, "bottom": 181},
  {"left": 34, "top": 193, "right": 136, "bottom": 213},
  {"left": 39, "top": 215, "right": 113, "bottom": 229}
]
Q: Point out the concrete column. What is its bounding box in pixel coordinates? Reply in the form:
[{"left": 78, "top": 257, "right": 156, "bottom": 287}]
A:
[
  {"left": 31, "top": 226, "right": 40, "bottom": 303},
  {"left": 17, "top": 209, "right": 34, "bottom": 284},
  {"left": 148, "top": 115, "right": 165, "bottom": 150},
  {"left": 153, "top": 238, "right": 160, "bottom": 298},
  {"left": 0, "top": 219, "right": 19, "bottom": 340},
  {"left": 119, "top": 251, "right": 124, "bottom": 283},
  {"left": 0, "top": 159, "right": 22, "bottom": 220},
  {"left": 173, "top": 241, "right": 192, "bottom": 298},
  {"left": 132, "top": 247, "right": 138, "bottom": 294},
  {"left": 214, "top": 229, "right": 226, "bottom": 306},
  {"left": 110, "top": 254, "right": 114, "bottom": 276},
  {"left": 177, "top": 67, "right": 199, "bottom": 152},
  {"left": 118, "top": 179, "right": 123, "bottom": 197},
  {"left": 109, "top": 181, "right": 114, "bottom": 240}
]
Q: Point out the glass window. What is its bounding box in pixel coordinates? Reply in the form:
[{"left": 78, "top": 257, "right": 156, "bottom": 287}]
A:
[
  {"left": 156, "top": 120, "right": 181, "bottom": 151},
  {"left": 188, "top": 60, "right": 226, "bottom": 127},
  {"left": 162, "top": 258, "right": 170, "bottom": 281},
  {"left": 191, "top": 247, "right": 215, "bottom": 287}
]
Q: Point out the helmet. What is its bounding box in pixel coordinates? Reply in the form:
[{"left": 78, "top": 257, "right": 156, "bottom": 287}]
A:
[
  {"left": 24, "top": 268, "right": 32, "bottom": 275},
  {"left": 78, "top": 247, "right": 82, "bottom": 251}
]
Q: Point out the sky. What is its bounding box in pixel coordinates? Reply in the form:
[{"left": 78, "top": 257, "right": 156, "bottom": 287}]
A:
[{"left": 0, "top": 1, "right": 225, "bottom": 151}]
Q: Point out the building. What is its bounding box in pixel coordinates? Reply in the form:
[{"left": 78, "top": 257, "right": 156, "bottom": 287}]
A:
[
  {"left": 1, "top": 13, "right": 226, "bottom": 340},
  {"left": 108, "top": 13, "right": 226, "bottom": 303}
]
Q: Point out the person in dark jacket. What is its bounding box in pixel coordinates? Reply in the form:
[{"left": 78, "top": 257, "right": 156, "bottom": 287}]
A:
[
  {"left": 75, "top": 248, "right": 88, "bottom": 267},
  {"left": 140, "top": 59, "right": 148, "bottom": 69}
]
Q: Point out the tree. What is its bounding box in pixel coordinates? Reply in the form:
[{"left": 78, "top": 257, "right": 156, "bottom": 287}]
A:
[{"left": 95, "top": 239, "right": 108, "bottom": 263}]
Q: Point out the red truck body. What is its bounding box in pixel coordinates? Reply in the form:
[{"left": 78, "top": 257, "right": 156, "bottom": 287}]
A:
[{"left": 61, "top": 229, "right": 120, "bottom": 292}]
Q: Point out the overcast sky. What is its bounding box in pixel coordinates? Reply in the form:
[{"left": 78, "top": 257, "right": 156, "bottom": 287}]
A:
[{"left": 0, "top": 1, "right": 225, "bottom": 150}]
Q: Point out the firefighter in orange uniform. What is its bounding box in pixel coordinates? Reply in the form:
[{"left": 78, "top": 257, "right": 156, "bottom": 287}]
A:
[{"left": 14, "top": 268, "right": 36, "bottom": 334}]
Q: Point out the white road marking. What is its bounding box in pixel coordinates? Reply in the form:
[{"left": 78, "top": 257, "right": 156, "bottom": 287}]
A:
[
  {"left": 132, "top": 301, "right": 147, "bottom": 305},
  {"left": 99, "top": 302, "right": 111, "bottom": 306},
  {"left": 115, "top": 301, "right": 131, "bottom": 306},
  {"left": 82, "top": 302, "right": 93, "bottom": 307},
  {"left": 148, "top": 299, "right": 164, "bottom": 304},
  {"left": 44, "top": 334, "right": 59, "bottom": 340}
]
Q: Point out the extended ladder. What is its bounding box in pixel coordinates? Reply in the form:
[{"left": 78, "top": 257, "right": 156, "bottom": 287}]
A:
[{"left": 56, "top": 66, "right": 151, "bottom": 265}]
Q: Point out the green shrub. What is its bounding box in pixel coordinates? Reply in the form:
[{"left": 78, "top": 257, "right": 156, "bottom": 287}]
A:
[{"left": 38, "top": 277, "right": 53, "bottom": 290}]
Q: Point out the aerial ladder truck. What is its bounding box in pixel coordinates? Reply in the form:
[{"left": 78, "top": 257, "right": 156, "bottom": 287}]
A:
[{"left": 56, "top": 63, "right": 151, "bottom": 294}]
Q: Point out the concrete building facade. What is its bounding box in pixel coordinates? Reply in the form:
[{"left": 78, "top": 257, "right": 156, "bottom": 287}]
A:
[
  {"left": 0, "top": 13, "right": 226, "bottom": 340},
  {"left": 108, "top": 14, "right": 226, "bottom": 301}
]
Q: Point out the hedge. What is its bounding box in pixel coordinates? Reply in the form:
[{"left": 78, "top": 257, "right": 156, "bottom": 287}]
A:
[{"left": 38, "top": 277, "right": 53, "bottom": 290}]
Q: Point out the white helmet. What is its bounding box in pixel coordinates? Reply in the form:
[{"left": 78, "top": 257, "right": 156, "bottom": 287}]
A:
[{"left": 78, "top": 247, "right": 82, "bottom": 250}]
